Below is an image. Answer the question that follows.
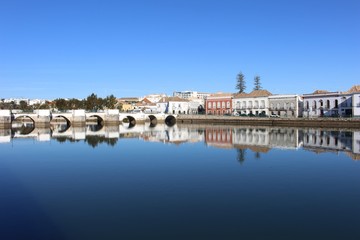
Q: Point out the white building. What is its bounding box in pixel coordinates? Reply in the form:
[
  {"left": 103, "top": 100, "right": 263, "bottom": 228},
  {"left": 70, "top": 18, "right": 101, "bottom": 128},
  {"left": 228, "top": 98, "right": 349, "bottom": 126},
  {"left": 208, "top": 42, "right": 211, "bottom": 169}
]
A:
[
  {"left": 173, "top": 91, "right": 211, "bottom": 101},
  {"left": 142, "top": 94, "right": 167, "bottom": 103},
  {"left": 232, "top": 90, "right": 272, "bottom": 116},
  {"left": 268, "top": 94, "right": 303, "bottom": 118},
  {"left": 302, "top": 88, "right": 357, "bottom": 117},
  {"left": 157, "top": 96, "right": 189, "bottom": 114}
]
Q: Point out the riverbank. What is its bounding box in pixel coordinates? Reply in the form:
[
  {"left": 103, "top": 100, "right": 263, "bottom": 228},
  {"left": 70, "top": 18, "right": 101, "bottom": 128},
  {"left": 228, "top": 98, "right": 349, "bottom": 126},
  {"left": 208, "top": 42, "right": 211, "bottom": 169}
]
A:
[{"left": 177, "top": 115, "right": 360, "bottom": 129}]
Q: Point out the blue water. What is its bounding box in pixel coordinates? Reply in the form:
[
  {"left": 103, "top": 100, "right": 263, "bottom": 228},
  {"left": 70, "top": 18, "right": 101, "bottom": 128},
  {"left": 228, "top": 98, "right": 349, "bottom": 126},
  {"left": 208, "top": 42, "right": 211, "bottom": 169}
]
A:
[{"left": 1, "top": 125, "right": 360, "bottom": 239}]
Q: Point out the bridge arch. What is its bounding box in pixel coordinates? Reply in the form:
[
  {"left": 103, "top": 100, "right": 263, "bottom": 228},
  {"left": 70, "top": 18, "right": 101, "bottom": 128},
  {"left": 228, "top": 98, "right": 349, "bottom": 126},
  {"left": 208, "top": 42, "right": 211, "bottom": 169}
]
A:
[
  {"left": 165, "top": 115, "right": 176, "bottom": 127},
  {"left": 51, "top": 115, "right": 71, "bottom": 125},
  {"left": 50, "top": 115, "right": 71, "bottom": 133},
  {"left": 13, "top": 115, "right": 35, "bottom": 125},
  {"left": 122, "top": 116, "right": 136, "bottom": 128},
  {"left": 147, "top": 115, "right": 158, "bottom": 127},
  {"left": 87, "top": 115, "right": 104, "bottom": 125},
  {"left": 12, "top": 115, "right": 36, "bottom": 135}
]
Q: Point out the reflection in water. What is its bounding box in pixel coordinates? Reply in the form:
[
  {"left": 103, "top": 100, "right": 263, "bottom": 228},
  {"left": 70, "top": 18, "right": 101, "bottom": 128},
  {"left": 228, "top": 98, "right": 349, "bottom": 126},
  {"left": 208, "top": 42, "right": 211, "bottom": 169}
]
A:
[
  {"left": 1, "top": 123, "right": 360, "bottom": 160},
  {"left": 11, "top": 122, "right": 35, "bottom": 135}
]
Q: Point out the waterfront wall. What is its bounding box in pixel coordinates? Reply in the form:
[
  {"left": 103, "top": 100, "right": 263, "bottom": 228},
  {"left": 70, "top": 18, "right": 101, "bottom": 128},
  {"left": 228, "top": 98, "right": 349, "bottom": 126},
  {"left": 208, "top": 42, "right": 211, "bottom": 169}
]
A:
[{"left": 177, "top": 115, "right": 360, "bottom": 129}]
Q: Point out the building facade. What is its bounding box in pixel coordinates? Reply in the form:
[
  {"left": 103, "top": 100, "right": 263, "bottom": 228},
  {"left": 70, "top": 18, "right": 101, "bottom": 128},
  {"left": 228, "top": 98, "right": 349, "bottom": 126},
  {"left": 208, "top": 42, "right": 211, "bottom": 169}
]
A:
[
  {"left": 157, "top": 97, "right": 190, "bottom": 114},
  {"left": 268, "top": 94, "right": 303, "bottom": 118},
  {"left": 205, "top": 93, "right": 233, "bottom": 115},
  {"left": 232, "top": 90, "right": 272, "bottom": 116}
]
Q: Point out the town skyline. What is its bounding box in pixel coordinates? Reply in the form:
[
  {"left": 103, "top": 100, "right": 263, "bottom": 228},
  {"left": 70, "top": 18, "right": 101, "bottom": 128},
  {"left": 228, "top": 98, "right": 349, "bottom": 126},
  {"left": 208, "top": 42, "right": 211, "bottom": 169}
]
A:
[{"left": 1, "top": 0, "right": 359, "bottom": 99}]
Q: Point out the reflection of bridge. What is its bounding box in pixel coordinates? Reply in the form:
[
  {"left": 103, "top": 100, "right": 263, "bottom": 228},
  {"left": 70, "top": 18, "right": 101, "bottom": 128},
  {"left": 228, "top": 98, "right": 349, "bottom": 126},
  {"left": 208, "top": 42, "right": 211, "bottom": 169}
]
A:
[
  {"left": 2, "top": 123, "right": 360, "bottom": 160},
  {"left": 0, "top": 109, "right": 177, "bottom": 127}
]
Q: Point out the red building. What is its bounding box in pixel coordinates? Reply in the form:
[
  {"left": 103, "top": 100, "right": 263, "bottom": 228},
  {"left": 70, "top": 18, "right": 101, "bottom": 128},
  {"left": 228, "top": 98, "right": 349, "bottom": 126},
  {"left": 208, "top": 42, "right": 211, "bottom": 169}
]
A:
[
  {"left": 205, "top": 93, "right": 233, "bottom": 115},
  {"left": 205, "top": 127, "right": 233, "bottom": 148}
]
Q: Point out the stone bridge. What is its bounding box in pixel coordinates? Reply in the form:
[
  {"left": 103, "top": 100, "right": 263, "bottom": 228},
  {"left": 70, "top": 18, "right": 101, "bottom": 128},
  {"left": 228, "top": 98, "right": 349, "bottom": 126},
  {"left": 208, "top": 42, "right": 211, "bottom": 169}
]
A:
[{"left": 0, "top": 109, "right": 177, "bottom": 128}]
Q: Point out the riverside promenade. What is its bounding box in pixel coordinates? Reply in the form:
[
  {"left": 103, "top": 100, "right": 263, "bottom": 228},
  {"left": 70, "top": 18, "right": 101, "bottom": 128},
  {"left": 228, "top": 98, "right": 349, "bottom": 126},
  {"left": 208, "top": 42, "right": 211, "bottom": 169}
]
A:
[{"left": 177, "top": 115, "right": 360, "bottom": 129}]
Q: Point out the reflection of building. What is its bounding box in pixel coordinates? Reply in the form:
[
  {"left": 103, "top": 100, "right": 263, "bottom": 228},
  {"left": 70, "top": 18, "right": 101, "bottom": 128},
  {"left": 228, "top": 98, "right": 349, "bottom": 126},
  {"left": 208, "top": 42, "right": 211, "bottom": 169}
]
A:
[
  {"left": 232, "top": 127, "right": 301, "bottom": 150},
  {"left": 205, "top": 127, "right": 233, "bottom": 148},
  {"left": 302, "top": 129, "right": 353, "bottom": 152},
  {"left": 268, "top": 128, "right": 302, "bottom": 149}
]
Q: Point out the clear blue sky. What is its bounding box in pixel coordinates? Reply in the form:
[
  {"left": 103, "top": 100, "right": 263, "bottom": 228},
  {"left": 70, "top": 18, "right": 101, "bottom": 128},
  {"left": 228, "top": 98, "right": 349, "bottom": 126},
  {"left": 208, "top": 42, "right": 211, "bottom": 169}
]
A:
[{"left": 0, "top": 0, "right": 359, "bottom": 99}]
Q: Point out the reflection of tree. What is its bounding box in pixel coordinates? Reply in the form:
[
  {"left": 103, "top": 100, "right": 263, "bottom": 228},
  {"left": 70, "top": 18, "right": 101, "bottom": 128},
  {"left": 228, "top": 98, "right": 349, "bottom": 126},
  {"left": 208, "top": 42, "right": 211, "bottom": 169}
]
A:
[
  {"left": 255, "top": 152, "right": 261, "bottom": 159},
  {"left": 85, "top": 136, "right": 118, "bottom": 148},
  {"left": 237, "top": 149, "right": 247, "bottom": 164},
  {"left": 54, "top": 137, "right": 80, "bottom": 144}
]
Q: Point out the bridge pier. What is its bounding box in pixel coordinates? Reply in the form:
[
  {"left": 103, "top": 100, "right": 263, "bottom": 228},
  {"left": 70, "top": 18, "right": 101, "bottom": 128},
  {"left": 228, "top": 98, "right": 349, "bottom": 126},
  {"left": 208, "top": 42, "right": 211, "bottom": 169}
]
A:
[
  {"left": 34, "top": 110, "right": 51, "bottom": 127},
  {"left": 0, "top": 110, "right": 11, "bottom": 128},
  {"left": 104, "top": 109, "right": 120, "bottom": 125},
  {"left": 72, "top": 110, "right": 86, "bottom": 126}
]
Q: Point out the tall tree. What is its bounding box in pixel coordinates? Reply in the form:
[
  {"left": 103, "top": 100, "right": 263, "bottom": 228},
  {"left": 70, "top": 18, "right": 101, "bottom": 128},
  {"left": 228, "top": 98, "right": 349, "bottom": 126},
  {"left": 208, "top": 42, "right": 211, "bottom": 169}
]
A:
[
  {"left": 19, "top": 100, "right": 29, "bottom": 111},
  {"left": 86, "top": 93, "right": 99, "bottom": 111},
  {"left": 254, "top": 75, "right": 262, "bottom": 91},
  {"left": 104, "top": 94, "right": 117, "bottom": 109},
  {"left": 236, "top": 72, "right": 246, "bottom": 93},
  {"left": 54, "top": 98, "right": 68, "bottom": 111}
]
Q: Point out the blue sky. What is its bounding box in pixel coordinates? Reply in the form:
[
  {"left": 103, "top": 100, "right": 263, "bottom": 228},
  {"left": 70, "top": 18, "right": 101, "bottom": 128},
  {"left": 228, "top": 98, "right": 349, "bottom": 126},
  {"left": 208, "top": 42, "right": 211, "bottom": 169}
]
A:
[{"left": 0, "top": 0, "right": 359, "bottom": 99}]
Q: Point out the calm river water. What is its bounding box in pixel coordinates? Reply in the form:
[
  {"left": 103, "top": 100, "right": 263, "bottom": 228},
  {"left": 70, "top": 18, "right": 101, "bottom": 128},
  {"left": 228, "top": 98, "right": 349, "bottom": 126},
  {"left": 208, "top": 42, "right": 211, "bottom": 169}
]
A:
[{"left": 1, "top": 123, "right": 360, "bottom": 240}]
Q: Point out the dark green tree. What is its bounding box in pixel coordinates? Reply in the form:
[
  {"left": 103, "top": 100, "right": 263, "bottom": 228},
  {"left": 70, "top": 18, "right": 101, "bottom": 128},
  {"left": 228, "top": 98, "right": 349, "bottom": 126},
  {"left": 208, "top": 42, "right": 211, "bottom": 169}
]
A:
[
  {"left": 104, "top": 94, "right": 117, "bottom": 109},
  {"left": 86, "top": 93, "right": 100, "bottom": 111},
  {"left": 236, "top": 72, "right": 246, "bottom": 93},
  {"left": 54, "top": 98, "right": 68, "bottom": 111},
  {"left": 19, "top": 100, "right": 30, "bottom": 111},
  {"left": 254, "top": 75, "right": 262, "bottom": 91}
]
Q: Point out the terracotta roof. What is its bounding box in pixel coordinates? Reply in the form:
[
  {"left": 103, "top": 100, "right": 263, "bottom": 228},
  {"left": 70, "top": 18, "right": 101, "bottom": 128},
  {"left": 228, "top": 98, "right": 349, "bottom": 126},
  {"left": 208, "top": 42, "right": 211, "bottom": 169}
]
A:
[
  {"left": 233, "top": 92, "right": 249, "bottom": 98},
  {"left": 346, "top": 85, "right": 360, "bottom": 94},
  {"left": 158, "top": 96, "right": 189, "bottom": 103},
  {"left": 209, "top": 92, "right": 233, "bottom": 97},
  {"left": 139, "top": 98, "right": 153, "bottom": 104},
  {"left": 233, "top": 90, "right": 272, "bottom": 98},
  {"left": 312, "top": 90, "right": 329, "bottom": 94}
]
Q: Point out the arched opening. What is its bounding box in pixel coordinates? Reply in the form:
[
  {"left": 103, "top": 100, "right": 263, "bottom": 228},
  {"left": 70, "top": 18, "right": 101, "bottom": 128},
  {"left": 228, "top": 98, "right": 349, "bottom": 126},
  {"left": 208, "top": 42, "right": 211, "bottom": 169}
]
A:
[
  {"left": 50, "top": 115, "right": 71, "bottom": 133},
  {"left": 87, "top": 115, "right": 104, "bottom": 125},
  {"left": 12, "top": 116, "right": 35, "bottom": 135},
  {"left": 146, "top": 115, "right": 158, "bottom": 128},
  {"left": 86, "top": 115, "right": 104, "bottom": 132},
  {"left": 165, "top": 115, "right": 176, "bottom": 127},
  {"left": 122, "top": 116, "right": 136, "bottom": 128}
]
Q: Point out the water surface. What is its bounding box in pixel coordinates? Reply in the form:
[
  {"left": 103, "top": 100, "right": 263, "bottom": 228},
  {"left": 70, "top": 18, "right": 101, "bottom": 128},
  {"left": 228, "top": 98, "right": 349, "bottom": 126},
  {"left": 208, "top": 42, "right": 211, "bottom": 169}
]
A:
[{"left": 1, "top": 124, "right": 360, "bottom": 239}]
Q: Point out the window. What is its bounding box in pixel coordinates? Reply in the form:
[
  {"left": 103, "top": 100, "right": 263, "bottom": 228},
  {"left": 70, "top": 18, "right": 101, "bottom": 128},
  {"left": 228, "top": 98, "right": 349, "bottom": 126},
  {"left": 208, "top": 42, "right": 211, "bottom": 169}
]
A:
[
  {"left": 335, "top": 99, "right": 338, "bottom": 108},
  {"left": 326, "top": 100, "right": 330, "bottom": 109},
  {"left": 261, "top": 100, "right": 265, "bottom": 108},
  {"left": 222, "top": 102, "right": 225, "bottom": 108},
  {"left": 313, "top": 100, "right": 317, "bottom": 109},
  {"left": 208, "top": 102, "right": 212, "bottom": 109},
  {"left": 217, "top": 102, "right": 220, "bottom": 108},
  {"left": 227, "top": 101, "right": 230, "bottom": 108},
  {"left": 306, "top": 101, "right": 309, "bottom": 110}
]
